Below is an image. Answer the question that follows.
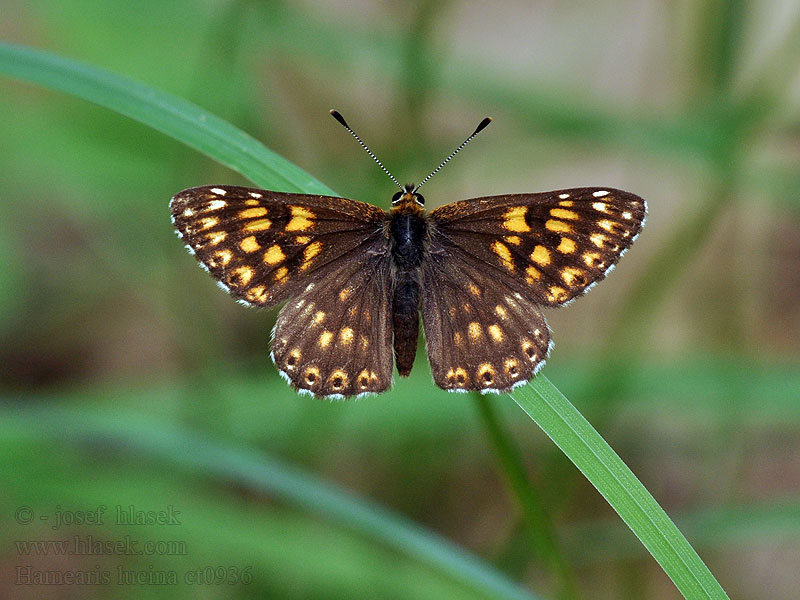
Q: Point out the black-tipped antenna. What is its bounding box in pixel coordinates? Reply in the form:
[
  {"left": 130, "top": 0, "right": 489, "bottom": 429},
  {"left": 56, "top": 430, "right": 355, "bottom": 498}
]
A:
[
  {"left": 413, "top": 117, "right": 492, "bottom": 193},
  {"left": 330, "top": 109, "right": 403, "bottom": 191}
]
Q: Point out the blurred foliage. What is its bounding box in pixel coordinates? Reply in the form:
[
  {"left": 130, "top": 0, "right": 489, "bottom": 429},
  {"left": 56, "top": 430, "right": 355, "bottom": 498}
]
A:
[{"left": 1, "top": 1, "right": 799, "bottom": 599}]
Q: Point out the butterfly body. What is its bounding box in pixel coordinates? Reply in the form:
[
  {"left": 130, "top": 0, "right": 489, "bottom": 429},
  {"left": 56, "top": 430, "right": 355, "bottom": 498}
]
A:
[
  {"left": 388, "top": 190, "right": 428, "bottom": 376},
  {"left": 171, "top": 183, "right": 645, "bottom": 399}
]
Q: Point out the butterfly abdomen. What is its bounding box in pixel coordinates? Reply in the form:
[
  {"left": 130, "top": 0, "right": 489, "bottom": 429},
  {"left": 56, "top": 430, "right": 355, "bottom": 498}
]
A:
[
  {"left": 389, "top": 207, "right": 427, "bottom": 376},
  {"left": 392, "top": 276, "right": 420, "bottom": 376}
]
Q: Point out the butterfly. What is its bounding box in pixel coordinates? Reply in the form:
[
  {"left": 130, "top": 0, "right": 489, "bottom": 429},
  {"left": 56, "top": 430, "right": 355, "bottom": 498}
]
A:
[{"left": 170, "top": 111, "right": 646, "bottom": 399}]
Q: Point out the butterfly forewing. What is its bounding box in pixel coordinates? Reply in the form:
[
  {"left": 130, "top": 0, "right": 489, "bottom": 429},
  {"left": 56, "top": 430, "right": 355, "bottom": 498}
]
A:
[
  {"left": 429, "top": 188, "right": 646, "bottom": 307},
  {"left": 170, "top": 185, "right": 387, "bottom": 308}
]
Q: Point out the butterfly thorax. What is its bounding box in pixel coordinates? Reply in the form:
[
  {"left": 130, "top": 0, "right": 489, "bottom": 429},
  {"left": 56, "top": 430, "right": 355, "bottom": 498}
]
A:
[
  {"left": 388, "top": 192, "right": 427, "bottom": 377},
  {"left": 389, "top": 194, "right": 427, "bottom": 268}
]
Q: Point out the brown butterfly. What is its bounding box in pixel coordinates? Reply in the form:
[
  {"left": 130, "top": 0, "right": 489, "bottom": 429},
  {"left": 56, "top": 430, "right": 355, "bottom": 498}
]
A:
[{"left": 170, "top": 111, "right": 646, "bottom": 398}]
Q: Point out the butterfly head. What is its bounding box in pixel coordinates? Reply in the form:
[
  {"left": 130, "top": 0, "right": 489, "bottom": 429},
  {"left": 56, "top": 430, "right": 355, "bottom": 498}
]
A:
[{"left": 391, "top": 183, "right": 425, "bottom": 208}]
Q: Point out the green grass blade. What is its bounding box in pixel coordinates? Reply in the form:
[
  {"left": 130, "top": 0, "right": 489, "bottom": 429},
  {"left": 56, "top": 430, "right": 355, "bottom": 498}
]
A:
[
  {"left": 0, "top": 41, "right": 335, "bottom": 195},
  {"left": 475, "top": 394, "right": 580, "bottom": 599},
  {"left": 511, "top": 377, "right": 730, "bottom": 600},
  {"left": 0, "top": 403, "right": 541, "bottom": 600}
]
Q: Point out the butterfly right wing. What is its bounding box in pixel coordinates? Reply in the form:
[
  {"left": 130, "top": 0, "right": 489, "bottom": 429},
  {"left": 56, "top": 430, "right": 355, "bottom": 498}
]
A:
[
  {"left": 421, "top": 243, "right": 552, "bottom": 393},
  {"left": 421, "top": 187, "right": 645, "bottom": 393}
]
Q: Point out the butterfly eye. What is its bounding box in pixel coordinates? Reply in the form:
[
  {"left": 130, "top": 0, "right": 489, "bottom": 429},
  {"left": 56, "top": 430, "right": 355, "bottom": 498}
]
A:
[
  {"left": 414, "top": 193, "right": 425, "bottom": 206},
  {"left": 391, "top": 191, "right": 403, "bottom": 203}
]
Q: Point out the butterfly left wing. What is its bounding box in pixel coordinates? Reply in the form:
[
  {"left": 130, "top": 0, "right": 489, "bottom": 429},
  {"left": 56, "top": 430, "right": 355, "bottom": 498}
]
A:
[
  {"left": 170, "top": 185, "right": 387, "bottom": 308},
  {"left": 422, "top": 187, "right": 646, "bottom": 393},
  {"left": 171, "top": 185, "right": 396, "bottom": 399}
]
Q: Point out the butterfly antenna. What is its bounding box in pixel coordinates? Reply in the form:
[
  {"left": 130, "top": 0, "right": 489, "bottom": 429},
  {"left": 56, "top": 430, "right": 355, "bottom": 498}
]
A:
[
  {"left": 413, "top": 117, "right": 492, "bottom": 193},
  {"left": 330, "top": 109, "right": 403, "bottom": 192}
]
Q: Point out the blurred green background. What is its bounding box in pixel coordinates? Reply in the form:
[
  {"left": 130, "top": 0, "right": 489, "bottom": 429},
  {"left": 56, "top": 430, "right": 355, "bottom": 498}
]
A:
[{"left": 1, "top": 1, "right": 799, "bottom": 599}]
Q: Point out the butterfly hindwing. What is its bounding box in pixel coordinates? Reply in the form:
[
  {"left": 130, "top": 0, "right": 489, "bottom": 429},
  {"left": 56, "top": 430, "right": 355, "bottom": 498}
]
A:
[
  {"left": 422, "top": 249, "right": 552, "bottom": 393},
  {"left": 271, "top": 249, "right": 394, "bottom": 398},
  {"left": 428, "top": 188, "right": 646, "bottom": 307},
  {"left": 170, "top": 185, "right": 387, "bottom": 308}
]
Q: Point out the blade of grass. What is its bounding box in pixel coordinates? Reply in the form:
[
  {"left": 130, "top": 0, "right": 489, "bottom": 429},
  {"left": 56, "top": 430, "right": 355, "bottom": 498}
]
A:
[
  {"left": 475, "top": 394, "right": 580, "bottom": 600},
  {"left": 0, "top": 403, "right": 541, "bottom": 600},
  {"left": 0, "top": 42, "right": 336, "bottom": 196},
  {"left": 511, "top": 377, "right": 729, "bottom": 600}
]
